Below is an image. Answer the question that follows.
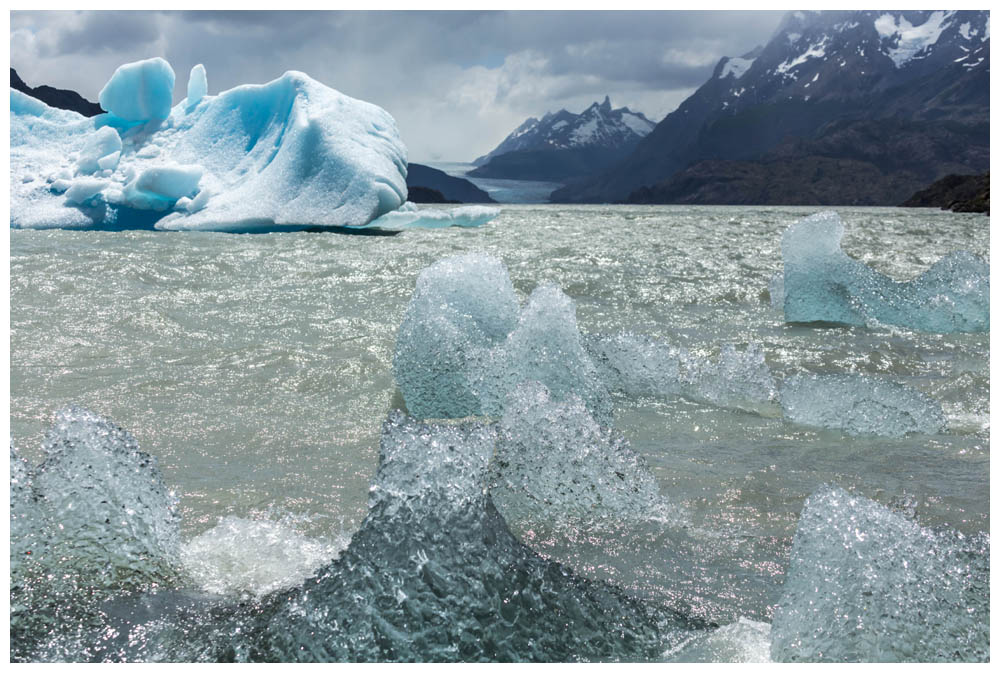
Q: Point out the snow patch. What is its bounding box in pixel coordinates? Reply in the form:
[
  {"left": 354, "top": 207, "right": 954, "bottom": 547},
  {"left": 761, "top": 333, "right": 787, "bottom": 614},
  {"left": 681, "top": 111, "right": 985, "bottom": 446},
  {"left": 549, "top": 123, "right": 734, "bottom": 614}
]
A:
[
  {"left": 875, "top": 10, "right": 956, "bottom": 67},
  {"left": 776, "top": 38, "right": 829, "bottom": 75},
  {"left": 721, "top": 56, "right": 756, "bottom": 79}
]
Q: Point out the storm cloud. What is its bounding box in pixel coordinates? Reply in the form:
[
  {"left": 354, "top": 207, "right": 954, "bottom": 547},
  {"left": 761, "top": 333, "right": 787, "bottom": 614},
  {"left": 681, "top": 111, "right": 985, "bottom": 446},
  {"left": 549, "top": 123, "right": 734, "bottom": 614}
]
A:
[{"left": 10, "top": 10, "right": 782, "bottom": 161}]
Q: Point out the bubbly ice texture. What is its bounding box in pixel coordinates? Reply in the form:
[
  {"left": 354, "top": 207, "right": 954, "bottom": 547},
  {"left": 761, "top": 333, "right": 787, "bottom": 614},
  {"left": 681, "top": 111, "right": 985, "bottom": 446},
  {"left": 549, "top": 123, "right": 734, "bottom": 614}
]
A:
[
  {"left": 99, "top": 57, "right": 176, "bottom": 122},
  {"left": 479, "top": 284, "right": 614, "bottom": 425},
  {"left": 11, "top": 59, "right": 408, "bottom": 231},
  {"left": 781, "top": 373, "right": 946, "bottom": 437},
  {"left": 780, "top": 211, "right": 989, "bottom": 332},
  {"left": 106, "top": 412, "right": 705, "bottom": 662},
  {"left": 366, "top": 204, "right": 501, "bottom": 229},
  {"left": 490, "top": 382, "right": 675, "bottom": 524},
  {"left": 586, "top": 333, "right": 780, "bottom": 416},
  {"left": 10, "top": 407, "right": 181, "bottom": 661},
  {"left": 771, "top": 485, "right": 989, "bottom": 662},
  {"left": 394, "top": 254, "right": 779, "bottom": 424},
  {"left": 393, "top": 253, "right": 520, "bottom": 419}
]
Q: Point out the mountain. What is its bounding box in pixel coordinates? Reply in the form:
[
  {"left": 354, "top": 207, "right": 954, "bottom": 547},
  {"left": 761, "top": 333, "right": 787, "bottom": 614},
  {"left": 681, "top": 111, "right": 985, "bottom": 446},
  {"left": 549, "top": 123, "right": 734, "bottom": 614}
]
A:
[
  {"left": 469, "top": 97, "right": 656, "bottom": 182},
  {"left": 10, "top": 68, "right": 103, "bottom": 117},
  {"left": 552, "top": 10, "right": 989, "bottom": 205},
  {"left": 406, "top": 163, "right": 496, "bottom": 203}
]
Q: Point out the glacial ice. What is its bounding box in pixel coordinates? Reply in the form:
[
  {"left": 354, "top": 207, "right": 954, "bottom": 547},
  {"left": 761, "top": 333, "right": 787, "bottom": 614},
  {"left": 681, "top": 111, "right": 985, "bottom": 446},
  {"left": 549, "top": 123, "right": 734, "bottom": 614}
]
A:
[
  {"left": 75, "top": 125, "right": 122, "bottom": 175},
  {"left": 479, "top": 284, "right": 613, "bottom": 425},
  {"left": 771, "top": 485, "right": 989, "bottom": 662},
  {"left": 779, "top": 212, "right": 989, "bottom": 332},
  {"left": 781, "top": 373, "right": 946, "bottom": 437},
  {"left": 10, "top": 407, "right": 181, "bottom": 661},
  {"left": 586, "top": 333, "right": 780, "bottom": 416},
  {"left": 11, "top": 58, "right": 408, "bottom": 231},
  {"left": 490, "top": 382, "right": 671, "bottom": 524},
  {"left": 111, "top": 412, "right": 703, "bottom": 662},
  {"left": 393, "top": 253, "right": 520, "bottom": 419},
  {"left": 186, "top": 64, "right": 207, "bottom": 110},
  {"left": 99, "top": 57, "right": 176, "bottom": 122},
  {"left": 366, "top": 203, "right": 501, "bottom": 230}
]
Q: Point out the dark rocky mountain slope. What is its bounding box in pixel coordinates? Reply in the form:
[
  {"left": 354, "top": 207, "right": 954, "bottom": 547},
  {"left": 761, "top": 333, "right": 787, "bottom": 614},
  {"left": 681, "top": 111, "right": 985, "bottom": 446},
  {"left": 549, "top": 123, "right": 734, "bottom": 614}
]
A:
[
  {"left": 553, "top": 10, "right": 989, "bottom": 205},
  {"left": 10, "top": 68, "right": 103, "bottom": 117}
]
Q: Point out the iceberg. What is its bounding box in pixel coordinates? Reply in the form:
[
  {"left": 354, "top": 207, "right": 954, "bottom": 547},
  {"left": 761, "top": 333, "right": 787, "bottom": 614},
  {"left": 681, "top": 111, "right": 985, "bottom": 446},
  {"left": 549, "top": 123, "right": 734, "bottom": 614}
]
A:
[
  {"left": 779, "top": 212, "right": 989, "bottom": 332},
  {"left": 365, "top": 202, "right": 500, "bottom": 230},
  {"left": 781, "top": 373, "right": 945, "bottom": 437},
  {"left": 771, "top": 485, "right": 989, "bottom": 662},
  {"left": 11, "top": 58, "right": 407, "bottom": 232}
]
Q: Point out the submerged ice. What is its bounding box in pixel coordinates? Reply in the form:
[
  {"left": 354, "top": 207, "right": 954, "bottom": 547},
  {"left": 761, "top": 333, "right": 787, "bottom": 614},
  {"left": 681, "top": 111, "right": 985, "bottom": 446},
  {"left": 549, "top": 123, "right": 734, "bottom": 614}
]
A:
[
  {"left": 10, "top": 57, "right": 407, "bottom": 232},
  {"left": 778, "top": 212, "right": 989, "bottom": 332},
  {"left": 771, "top": 485, "right": 989, "bottom": 662},
  {"left": 781, "top": 373, "right": 946, "bottom": 437}
]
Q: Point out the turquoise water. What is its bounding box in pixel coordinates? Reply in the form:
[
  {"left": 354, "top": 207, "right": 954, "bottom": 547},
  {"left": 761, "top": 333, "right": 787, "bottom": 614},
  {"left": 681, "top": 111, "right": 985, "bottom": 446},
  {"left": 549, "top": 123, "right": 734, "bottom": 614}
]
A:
[{"left": 9, "top": 205, "right": 990, "bottom": 661}]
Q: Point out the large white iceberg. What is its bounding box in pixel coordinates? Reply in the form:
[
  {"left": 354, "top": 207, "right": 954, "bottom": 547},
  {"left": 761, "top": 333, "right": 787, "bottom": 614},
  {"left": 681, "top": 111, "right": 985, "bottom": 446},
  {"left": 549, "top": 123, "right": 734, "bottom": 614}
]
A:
[
  {"left": 10, "top": 58, "right": 408, "bottom": 232},
  {"left": 778, "top": 212, "right": 989, "bottom": 333}
]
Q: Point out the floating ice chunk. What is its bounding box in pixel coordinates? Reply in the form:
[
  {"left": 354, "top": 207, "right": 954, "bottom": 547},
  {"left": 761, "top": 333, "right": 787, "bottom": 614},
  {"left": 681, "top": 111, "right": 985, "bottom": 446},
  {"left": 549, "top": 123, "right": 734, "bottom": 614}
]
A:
[
  {"left": 366, "top": 204, "right": 500, "bottom": 230},
  {"left": 234, "top": 411, "right": 698, "bottom": 662},
  {"left": 64, "top": 177, "right": 109, "bottom": 205},
  {"left": 490, "top": 382, "right": 671, "bottom": 524},
  {"left": 480, "top": 284, "right": 613, "bottom": 425},
  {"left": 181, "top": 516, "right": 345, "bottom": 599},
  {"left": 780, "top": 211, "right": 989, "bottom": 332},
  {"left": 122, "top": 163, "right": 203, "bottom": 210},
  {"left": 771, "top": 485, "right": 989, "bottom": 662},
  {"left": 781, "top": 373, "right": 945, "bottom": 437},
  {"left": 75, "top": 126, "right": 122, "bottom": 175},
  {"left": 99, "top": 57, "right": 176, "bottom": 122},
  {"left": 29, "top": 406, "right": 181, "bottom": 585},
  {"left": 586, "top": 333, "right": 779, "bottom": 416},
  {"left": 685, "top": 343, "right": 780, "bottom": 416},
  {"left": 186, "top": 64, "right": 207, "bottom": 110},
  {"left": 393, "top": 253, "right": 520, "bottom": 419}
]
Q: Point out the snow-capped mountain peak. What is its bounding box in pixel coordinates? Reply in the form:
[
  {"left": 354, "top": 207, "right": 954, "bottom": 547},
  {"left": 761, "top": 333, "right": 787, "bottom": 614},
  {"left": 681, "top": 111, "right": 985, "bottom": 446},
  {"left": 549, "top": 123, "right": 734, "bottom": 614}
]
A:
[{"left": 473, "top": 97, "right": 656, "bottom": 166}]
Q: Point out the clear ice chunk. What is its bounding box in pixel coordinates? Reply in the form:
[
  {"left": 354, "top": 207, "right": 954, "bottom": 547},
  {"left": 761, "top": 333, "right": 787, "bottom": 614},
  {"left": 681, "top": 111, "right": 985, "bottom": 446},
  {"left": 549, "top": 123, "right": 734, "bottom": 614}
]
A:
[
  {"left": 771, "top": 485, "right": 989, "bottom": 662},
  {"left": 490, "top": 382, "right": 672, "bottom": 524},
  {"left": 780, "top": 373, "right": 946, "bottom": 437},
  {"left": 780, "top": 211, "right": 989, "bottom": 332},
  {"left": 393, "top": 253, "right": 520, "bottom": 419},
  {"left": 99, "top": 57, "right": 177, "bottom": 122}
]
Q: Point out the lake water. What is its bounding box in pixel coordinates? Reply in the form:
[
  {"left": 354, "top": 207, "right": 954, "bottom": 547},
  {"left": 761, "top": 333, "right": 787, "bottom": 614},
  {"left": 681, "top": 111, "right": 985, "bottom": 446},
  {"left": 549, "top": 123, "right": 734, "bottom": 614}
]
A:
[
  {"left": 9, "top": 204, "right": 990, "bottom": 662},
  {"left": 426, "top": 161, "right": 563, "bottom": 203}
]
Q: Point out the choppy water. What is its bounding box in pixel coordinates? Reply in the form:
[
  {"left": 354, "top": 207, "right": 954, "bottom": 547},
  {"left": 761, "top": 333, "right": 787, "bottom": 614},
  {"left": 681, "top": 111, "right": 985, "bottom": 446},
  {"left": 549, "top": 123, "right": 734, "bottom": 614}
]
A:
[{"left": 9, "top": 205, "right": 990, "bottom": 662}]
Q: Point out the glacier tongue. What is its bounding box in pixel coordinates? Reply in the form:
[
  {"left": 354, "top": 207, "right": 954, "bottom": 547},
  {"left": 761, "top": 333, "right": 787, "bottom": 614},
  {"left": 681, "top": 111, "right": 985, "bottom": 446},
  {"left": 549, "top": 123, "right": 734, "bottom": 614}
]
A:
[
  {"left": 779, "top": 211, "right": 989, "bottom": 332},
  {"left": 10, "top": 58, "right": 408, "bottom": 232}
]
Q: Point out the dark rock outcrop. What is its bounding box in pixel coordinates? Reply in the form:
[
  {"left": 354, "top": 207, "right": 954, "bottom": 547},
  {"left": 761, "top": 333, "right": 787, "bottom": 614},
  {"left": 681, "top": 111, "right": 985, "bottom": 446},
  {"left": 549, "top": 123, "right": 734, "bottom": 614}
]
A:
[
  {"left": 901, "top": 173, "right": 989, "bottom": 213},
  {"left": 406, "top": 186, "right": 459, "bottom": 204},
  {"left": 406, "top": 163, "right": 495, "bottom": 203},
  {"left": 11, "top": 68, "right": 103, "bottom": 117}
]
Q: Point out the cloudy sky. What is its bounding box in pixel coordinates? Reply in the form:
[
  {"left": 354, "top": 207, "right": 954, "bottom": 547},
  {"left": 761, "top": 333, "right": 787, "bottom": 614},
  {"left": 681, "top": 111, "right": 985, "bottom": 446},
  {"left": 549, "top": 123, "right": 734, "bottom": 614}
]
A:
[{"left": 10, "top": 10, "right": 783, "bottom": 162}]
